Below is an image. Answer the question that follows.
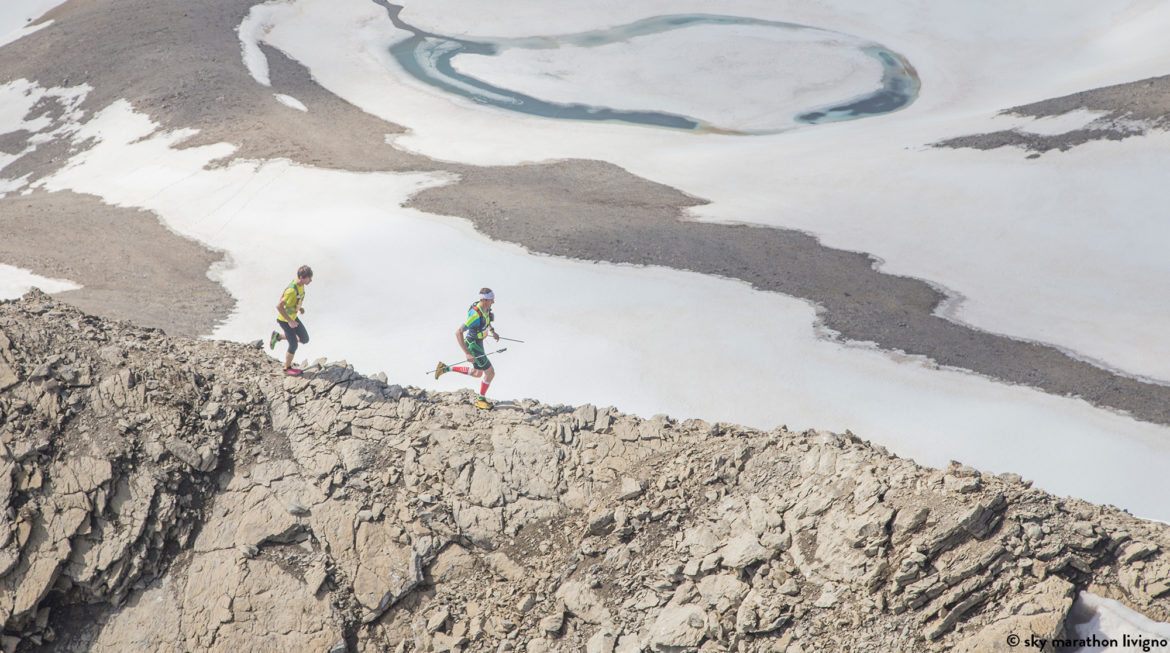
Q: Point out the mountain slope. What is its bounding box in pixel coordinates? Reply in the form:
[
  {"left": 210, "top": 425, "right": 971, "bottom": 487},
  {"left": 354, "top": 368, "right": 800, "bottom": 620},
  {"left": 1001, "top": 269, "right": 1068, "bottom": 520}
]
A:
[{"left": 0, "top": 291, "right": 1168, "bottom": 651}]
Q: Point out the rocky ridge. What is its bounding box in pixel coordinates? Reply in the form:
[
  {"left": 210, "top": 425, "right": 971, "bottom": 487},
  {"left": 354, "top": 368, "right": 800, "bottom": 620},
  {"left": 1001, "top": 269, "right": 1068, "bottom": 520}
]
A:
[
  {"left": 0, "top": 290, "right": 1168, "bottom": 652},
  {"left": 933, "top": 74, "right": 1170, "bottom": 155}
]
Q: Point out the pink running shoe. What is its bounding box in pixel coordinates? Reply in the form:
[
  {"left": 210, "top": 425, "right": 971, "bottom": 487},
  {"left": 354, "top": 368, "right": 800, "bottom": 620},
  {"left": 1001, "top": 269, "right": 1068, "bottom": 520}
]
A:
[{"left": 283, "top": 367, "right": 302, "bottom": 376}]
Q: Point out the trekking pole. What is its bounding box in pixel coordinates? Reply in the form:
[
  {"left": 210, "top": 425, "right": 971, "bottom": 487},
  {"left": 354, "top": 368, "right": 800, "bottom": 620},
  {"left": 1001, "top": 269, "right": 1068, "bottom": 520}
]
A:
[
  {"left": 496, "top": 336, "right": 525, "bottom": 343},
  {"left": 425, "top": 347, "right": 509, "bottom": 375}
]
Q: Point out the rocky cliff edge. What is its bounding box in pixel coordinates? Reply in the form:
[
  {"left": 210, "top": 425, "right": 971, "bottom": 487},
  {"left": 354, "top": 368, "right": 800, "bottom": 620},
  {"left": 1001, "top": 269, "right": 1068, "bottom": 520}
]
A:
[{"left": 0, "top": 290, "right": 1167, "bottom": 652}]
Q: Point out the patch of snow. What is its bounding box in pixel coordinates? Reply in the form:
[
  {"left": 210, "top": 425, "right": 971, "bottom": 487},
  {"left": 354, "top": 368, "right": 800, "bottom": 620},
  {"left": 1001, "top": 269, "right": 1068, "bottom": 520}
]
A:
[
  {"left": 1067, "top": 592, "right": 1170, "bottom": 652},
  {"left": 274, "top": 93, "right": 308, "bottom": 111},
  {"left": 0, "top": 79, "right": 90, "bottom": 194},
  {"left": 238, "top": 1, "right": 301, "bottom": 87},
  {"left": 0, "top": 0, "right": 66, "bottom": 48},
  {"left": 997, "top": 108, "right": 1114, "bottom": 136},
  {"left": 0, "top": 263, "right": 80, "bottom": 299}
]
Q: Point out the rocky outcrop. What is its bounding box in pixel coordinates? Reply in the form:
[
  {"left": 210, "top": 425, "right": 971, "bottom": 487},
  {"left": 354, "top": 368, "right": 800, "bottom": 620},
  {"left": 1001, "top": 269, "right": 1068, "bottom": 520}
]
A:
[{"left": 0, "top": 289, "right": 1168, "bottom": 652}]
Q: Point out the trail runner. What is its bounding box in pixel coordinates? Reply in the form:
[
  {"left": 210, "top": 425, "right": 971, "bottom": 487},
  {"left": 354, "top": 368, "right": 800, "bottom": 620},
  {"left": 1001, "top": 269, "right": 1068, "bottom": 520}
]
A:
[
  {"left": 435, "top": 287, "right": 500, "bottom": 409},
  {"left": 269, "top": 265, "right": 313, "bottom": 376}
]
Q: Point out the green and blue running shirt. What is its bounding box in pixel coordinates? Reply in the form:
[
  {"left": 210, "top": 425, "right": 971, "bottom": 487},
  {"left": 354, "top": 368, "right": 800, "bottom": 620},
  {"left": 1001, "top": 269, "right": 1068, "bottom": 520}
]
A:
[{"left": 462, "top": 303, "right": 492, "bottom": 342}]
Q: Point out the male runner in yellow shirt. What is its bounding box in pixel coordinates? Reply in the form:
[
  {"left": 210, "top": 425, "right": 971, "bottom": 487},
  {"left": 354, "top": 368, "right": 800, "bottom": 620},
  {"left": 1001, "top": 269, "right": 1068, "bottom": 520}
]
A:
[{"left": 269, "top": 265, "right": 313, "bottom": 375}]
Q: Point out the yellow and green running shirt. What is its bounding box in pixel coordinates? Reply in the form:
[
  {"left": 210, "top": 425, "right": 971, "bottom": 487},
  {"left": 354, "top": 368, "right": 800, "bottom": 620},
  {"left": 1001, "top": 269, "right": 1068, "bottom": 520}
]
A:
[
  {"left": 462, "top": 303, "right": 492, "bottom": 341},
  {"left": 277, "top": 282, "right": 305, "bottom": 323}
]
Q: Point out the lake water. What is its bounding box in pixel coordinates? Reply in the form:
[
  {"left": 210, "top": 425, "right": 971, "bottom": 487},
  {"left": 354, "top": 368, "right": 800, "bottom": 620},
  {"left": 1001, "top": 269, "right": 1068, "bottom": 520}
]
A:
[{"left": 387, "top": 12, "right": 920, "bottom": 134}]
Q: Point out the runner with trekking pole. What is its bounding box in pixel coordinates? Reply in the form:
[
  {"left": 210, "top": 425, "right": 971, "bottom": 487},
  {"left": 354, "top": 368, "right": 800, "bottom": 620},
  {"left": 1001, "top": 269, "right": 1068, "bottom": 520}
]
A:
[{"left": 434, "top": 287, "right": 504, "bottom": 410}]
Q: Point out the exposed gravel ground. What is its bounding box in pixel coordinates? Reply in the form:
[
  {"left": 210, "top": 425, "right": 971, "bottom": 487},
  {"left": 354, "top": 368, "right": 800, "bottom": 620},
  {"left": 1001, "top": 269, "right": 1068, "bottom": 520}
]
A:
[{"left": 935, "top": 74, "right": 1170, "bottom": 155}]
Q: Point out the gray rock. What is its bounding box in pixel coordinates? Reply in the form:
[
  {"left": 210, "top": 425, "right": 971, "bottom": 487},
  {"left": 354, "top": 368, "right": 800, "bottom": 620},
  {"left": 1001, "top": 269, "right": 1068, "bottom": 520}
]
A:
[
  {"left": 718, "top": 533, "right": 771, "bottom": 568},
  {"left": 893, "top": 506, "right": 929, "bottom": 540},
  {"left": 617, "top": 477, "right": 644, "bottom": 501},
  {"left": 586, "top": 509, "right": 615, "bottom": 536},
  {"left": 427, "top": 607, "right": 450, "bottom": 633},
  {"left": 951, "top": 577, "right": 1074, "bottom": 652},
  {"left": 557, "top": 581, "right": 613, "bottom": 625},
  {"left": 538, "top": 608, "right": 564, "bottom": 635},
  {"left": 960, "top": 493, "right": 1007, "bottom": 539},
  {"left": 1121, "top": 540, "right": 1158, "bottom": 564},
  {"left": 286, "top": 500, "right": 310, "bottom": 516},
  {"left": 696, "top": 573, "right": 749, "bottom": 612},
  {"left": 485, "top": 552, "right": 527, "bottom": 583},
  {"left": 586, "top": 628, "right": 617, "bottom": 653},
  {"left": 647, "top": 604, "right": 707, "bottom": 650}
]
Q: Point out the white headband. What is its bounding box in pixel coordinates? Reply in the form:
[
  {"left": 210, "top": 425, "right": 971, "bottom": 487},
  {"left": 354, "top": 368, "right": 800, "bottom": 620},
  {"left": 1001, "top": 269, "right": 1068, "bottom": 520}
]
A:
[{"left": 480, "top": 291, "right": 494, "bottom": 300}]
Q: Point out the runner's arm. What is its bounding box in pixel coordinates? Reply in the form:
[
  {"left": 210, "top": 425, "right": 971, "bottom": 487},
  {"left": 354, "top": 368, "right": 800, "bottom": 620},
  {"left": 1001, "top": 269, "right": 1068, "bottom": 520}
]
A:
[
  {"left": 277, "top": 289, "right": 298, "bottom": 325},
  {"left": 456, "top": 326, "right": 471, "bottom": 356}
]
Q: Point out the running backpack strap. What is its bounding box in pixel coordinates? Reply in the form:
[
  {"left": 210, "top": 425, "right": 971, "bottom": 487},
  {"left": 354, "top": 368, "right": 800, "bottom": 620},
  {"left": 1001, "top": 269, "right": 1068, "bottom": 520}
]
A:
[
  {"left": 281, "top": 282, "right": 304, "bottom": 315},
  {"left": 467, "top": 303, "right": 489, "bottom": 339},
  {"left": 468, "top": 303, "right": 486, "bottom": 325}
]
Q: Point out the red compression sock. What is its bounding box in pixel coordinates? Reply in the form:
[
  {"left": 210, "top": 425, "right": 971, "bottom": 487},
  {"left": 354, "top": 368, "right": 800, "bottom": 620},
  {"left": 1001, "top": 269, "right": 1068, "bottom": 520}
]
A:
[
  {"left": 479, "top": 380, "right": 490, "bottom": 396},
  {"left": 452, "top": 366, "right": 470, "bottom": 375}
]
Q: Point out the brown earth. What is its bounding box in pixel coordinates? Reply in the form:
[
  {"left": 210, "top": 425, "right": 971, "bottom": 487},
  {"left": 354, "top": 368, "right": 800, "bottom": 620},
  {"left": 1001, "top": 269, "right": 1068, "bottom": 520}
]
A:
[{"left": 0, "top": 190, "right": 232, "bottom": 337}]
